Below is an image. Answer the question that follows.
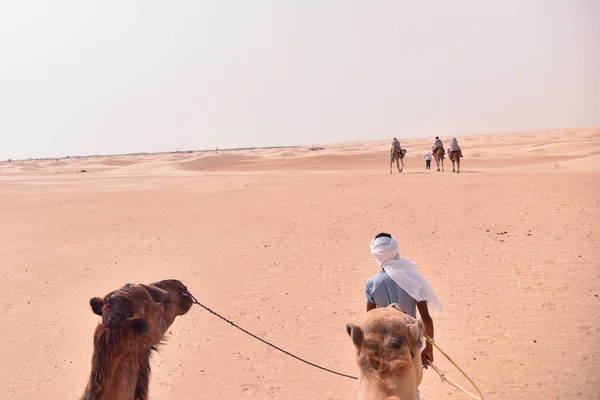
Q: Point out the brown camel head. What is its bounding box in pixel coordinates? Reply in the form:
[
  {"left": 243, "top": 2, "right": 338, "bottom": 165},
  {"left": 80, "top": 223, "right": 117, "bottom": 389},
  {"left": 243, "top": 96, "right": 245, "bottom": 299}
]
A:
[
  {"left": 82, "top": 279, "right": 193, "bottom": 400},
  {"left": 89, "top": 279, "right": 193, "bottom": 346},
  {"left": 346, "top": 304, "right": 424, "bottom": 400}
]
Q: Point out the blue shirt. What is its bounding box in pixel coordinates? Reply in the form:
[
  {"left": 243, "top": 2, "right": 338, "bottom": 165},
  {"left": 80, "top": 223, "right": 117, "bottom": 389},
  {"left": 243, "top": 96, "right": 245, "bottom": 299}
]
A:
[{"left": 365, "top": 270, "right": 417, "bottom": 318}]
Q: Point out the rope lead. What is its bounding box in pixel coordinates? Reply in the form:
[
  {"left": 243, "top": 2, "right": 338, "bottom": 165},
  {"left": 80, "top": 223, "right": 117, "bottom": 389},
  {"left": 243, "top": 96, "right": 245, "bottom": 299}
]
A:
[{"left": 183, "top": 290, "right": 484, "bottom": 399}]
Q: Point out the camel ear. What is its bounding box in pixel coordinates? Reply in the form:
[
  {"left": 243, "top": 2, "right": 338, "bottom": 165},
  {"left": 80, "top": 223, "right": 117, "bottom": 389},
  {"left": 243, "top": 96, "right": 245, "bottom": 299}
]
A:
[
  {"left": 90, "top": 297, "right": 104, "bottom": 316},
  {"left": 346, "top": 323, "right": 363, "bottom": 348},
  {"left": 141, "top": 284, "right": 171, "bottom": 304},
  {"left": 408, "top": 320, "right": 424, "bottom": 349}
]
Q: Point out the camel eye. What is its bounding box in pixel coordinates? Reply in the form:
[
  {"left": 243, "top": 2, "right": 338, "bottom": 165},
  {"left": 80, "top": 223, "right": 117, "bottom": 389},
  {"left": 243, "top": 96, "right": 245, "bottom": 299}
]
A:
[{"left": 391, "top": 337, "right": 404, "bottom": 349}]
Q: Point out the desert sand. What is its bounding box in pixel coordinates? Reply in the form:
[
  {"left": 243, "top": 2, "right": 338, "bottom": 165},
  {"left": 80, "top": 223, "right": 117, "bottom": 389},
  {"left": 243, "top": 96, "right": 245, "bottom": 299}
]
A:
[{"left": 1, "top": 127, "right": 599, "bottom": 399}]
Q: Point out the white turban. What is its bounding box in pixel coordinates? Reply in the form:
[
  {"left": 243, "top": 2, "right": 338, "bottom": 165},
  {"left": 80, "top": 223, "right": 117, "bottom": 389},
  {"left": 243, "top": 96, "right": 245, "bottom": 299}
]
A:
[{"left": 370, "top": 235, "right": 443, "bottom": 313}]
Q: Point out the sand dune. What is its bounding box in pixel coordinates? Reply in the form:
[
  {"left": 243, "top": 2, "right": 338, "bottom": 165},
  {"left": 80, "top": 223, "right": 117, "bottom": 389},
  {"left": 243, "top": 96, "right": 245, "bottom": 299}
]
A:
[
  {"left": 0, "top": 128, "right": 600, "bottom": 175},
  {"left": 0, "top": 127, "right": 599, "bottom": 399},
  {"left": 2, "top": 127, "right": 598, "bottom": 177},
  {"left": 175, "top": 154, "right": 262, "bottom": 172}
]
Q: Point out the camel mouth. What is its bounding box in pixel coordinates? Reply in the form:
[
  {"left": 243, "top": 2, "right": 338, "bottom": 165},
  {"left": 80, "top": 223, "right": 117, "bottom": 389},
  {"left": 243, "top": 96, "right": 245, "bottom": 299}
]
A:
[
  {"left": 180, "top": 288, "right": 195, "bottom": 309},
  {"left": 181, "top": 288, "right": 194, "bottom": 300}
]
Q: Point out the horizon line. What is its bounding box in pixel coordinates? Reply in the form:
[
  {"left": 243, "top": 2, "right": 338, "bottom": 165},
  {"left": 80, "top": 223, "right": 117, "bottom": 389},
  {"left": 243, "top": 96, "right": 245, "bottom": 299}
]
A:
[{"left": 3, "top": 124, "right": 597, "bottom": 162}]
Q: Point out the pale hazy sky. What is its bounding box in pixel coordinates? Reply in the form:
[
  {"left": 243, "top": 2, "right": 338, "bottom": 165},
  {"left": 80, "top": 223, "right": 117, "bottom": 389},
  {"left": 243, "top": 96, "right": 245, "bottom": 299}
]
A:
[{"left": 1, "top": 1, "right": 599, "bottom": 160}]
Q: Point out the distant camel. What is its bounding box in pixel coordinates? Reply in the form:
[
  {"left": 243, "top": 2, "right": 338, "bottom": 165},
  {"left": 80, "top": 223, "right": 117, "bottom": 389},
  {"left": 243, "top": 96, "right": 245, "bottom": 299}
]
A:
[
  {"left": 347, "top": 303, "right": 425, "bottom": 400},
  {"left": 390, "top": 148, "right": 408, "bottom": 174},
  {"left": 449, "top": 149, "right": 462, "bottom": 173},
  {"left": 448, "top": 138, "right": 463, "bottom": 173},
  {"left": 80, "top": 279, "right": 193, "bottom": 400},
  {"left": 433, "top": 147, "right": 445, "bottom": 172}
]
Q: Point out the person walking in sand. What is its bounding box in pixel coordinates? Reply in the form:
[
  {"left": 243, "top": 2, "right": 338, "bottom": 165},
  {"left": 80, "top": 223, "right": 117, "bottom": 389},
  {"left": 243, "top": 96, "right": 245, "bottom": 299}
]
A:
[
  {"left": 424, "top": 151, "right": 432, "bottom": 169},
  {"left": 365, "top": 232, "right": 442, "bottom": 400}
]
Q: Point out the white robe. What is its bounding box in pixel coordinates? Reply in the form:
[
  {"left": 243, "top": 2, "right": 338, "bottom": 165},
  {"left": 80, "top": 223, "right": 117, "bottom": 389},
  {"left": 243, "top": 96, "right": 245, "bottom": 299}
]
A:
[{"left": 450, "top": 139, "right": 461, "bottom": 152}]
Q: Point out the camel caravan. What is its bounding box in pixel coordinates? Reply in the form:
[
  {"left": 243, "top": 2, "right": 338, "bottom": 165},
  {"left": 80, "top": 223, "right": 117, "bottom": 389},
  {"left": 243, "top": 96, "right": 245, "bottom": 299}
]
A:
[
  {"left": 431, "top": 136, "right": 463, "bottom": 173},
  {"left": 80, "top": 235, "right": 481, "bottom": 399},
  {"left": 80, "top": 281, "right": 439, "bottom": 400},
  {"left": 391, "top": 136, "right": 463, "bottom": 174}
]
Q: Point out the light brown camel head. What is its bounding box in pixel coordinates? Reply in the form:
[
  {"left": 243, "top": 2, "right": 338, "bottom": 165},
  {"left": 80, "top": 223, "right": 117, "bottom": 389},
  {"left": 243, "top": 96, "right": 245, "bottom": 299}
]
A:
[
  {"left": 346, "top": 304, "right": 424, "bottom": 400},
  {"left": 81, "top": 279, "right": 193, "bottom": 400}
]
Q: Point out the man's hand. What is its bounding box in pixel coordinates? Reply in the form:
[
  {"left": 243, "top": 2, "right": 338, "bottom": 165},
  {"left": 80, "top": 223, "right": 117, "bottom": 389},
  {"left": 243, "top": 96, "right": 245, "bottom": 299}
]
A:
[
  {"left": 421, "top": 342, "right": 434, "bottom": 366},
  {"left": 416, "top": 301, "right": 435, "bottom": 367}
]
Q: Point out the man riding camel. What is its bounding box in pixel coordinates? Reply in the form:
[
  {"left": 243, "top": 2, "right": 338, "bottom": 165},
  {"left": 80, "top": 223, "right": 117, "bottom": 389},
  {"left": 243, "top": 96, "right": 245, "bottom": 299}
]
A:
[
  {"left": 364, "top": 232, "right": 442, "bottom": 400},
  {"left": 449, "top": 137, "right": 463, "bottom": 158},
  {"left": 390, "top": 137, "right": 404, "bottom": 174},
  {"left": 432, "top": 136, "right": 444, "bottom": 153}
]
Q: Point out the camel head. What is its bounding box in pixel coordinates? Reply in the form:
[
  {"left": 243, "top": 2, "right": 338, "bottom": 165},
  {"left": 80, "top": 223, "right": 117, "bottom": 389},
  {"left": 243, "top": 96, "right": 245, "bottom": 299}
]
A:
[
  {"left": 89, "top": 279, "right": 193, "bottom": 349},
  {"left": 346, "top": 304, "right": 424, "bottom": 400},
  {"left": 82, "top": 279, "right": 194, "bottom": 400}
]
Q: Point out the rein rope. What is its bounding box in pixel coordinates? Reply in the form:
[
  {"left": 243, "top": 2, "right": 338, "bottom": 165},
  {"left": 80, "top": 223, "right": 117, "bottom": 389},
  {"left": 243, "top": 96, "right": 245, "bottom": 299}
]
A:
[
  {"left": 182, "top": 290, "right": 484, "bottom": 399},
  {"left": 424, "top": 335, "right": 485, "bottom": 400},
  {"left": 182, "top": 290, "right": 358, "bottom": 380}
]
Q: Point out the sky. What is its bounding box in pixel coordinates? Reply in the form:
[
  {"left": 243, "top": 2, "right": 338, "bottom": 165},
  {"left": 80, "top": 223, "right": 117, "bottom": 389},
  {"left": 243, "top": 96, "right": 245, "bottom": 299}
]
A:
[{"left": 0, "top": 0, "right": 599, "bottom": 160}]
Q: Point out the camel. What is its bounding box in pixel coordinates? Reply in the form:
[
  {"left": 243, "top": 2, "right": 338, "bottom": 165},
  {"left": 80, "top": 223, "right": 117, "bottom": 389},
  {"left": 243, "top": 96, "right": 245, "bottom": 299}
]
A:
[
  {"left": 80, "top": 279, "right": 193, "bottom": 400},
  {"left": 448, "top": 138, "right": 463, "bottom": 173},
  {"left": 433, "top": 147, "right": 445, "bottom": 172},
  {"left": 449, "top": 149, "right": 462, "bottom": 173},
  {"left": 347, "top": 303, "right": 424, "bottom": 400},
  {"left": 390, "top": 148, "right": 407, "bottom": 174}
]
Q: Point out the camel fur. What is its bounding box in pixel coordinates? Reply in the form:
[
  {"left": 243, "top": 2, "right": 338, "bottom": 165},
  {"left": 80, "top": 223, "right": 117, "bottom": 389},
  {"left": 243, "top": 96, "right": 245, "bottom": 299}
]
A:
[
  {"left": 347, "top": 304, "right": 424, "bottom": 400},
  {"left": 80, "top": 279, "right": 193, "bottom": 400}
]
